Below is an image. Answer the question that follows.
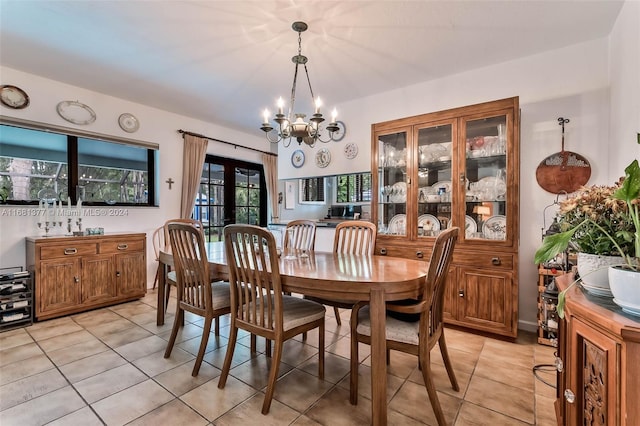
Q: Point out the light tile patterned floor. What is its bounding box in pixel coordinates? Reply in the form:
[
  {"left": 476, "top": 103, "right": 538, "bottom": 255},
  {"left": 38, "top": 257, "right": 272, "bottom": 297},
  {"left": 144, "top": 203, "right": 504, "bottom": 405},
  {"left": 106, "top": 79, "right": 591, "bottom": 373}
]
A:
[{"left": 0, "top": 290, "right": 558, "bottom": 425}]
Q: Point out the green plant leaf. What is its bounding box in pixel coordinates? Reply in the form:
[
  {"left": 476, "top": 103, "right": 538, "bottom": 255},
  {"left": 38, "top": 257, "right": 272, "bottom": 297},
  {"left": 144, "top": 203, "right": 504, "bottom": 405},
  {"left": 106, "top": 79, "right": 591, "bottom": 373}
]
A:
[
  {"left": 557, "top": 291, "right": 566, "bottom": 319},
  {"left": 613, "top": 159, "right": 640, "bottom": 202},
  {"left": 534, "top": 229, "right": 578, "bottom": 264}
]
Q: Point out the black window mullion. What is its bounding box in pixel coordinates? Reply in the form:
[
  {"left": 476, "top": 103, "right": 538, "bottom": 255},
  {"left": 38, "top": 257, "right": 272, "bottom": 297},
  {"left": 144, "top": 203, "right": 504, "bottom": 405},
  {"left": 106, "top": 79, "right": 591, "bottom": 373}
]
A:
[{"left": 68, "top": 136, "right": 78, "bottom": 203}]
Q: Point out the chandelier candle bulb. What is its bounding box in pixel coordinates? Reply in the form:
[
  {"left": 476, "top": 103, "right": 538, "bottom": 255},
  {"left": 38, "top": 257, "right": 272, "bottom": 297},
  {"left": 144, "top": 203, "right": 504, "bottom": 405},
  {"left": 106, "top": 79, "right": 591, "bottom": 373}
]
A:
[
  {"left": 315, "top": 97, "right": 322, "bottom": 114},
  {"left": 263, "top": 109, "right": 270, "bottom": 125},
  {"left": 331, "top": 108, "right": 337, "bottom": 123},
  {"left": 277, "top": 97, "right": 284, "bottom": 115}
]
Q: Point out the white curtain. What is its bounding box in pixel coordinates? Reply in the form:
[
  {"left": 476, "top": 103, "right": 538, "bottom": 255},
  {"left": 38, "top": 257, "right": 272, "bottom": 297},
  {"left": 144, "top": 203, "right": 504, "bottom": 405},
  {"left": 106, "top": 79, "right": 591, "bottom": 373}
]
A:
[
  {"left": 180, "top": 134, "right": 208, "bottom": 219},
  {"left": 262, "top": 153, "right": 279, "bottom": 222}
]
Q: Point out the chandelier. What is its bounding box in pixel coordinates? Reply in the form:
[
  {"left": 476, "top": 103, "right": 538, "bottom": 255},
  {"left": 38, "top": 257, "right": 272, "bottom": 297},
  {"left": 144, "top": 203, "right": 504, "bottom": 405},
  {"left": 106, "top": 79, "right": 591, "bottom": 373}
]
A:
[{"left": 260, "top": 21, "right": 345, "bottom": 148}]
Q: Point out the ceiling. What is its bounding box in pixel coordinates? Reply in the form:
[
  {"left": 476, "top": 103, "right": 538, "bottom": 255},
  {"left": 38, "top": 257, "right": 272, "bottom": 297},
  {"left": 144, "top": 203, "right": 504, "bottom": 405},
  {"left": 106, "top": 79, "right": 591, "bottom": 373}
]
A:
[{"left": 0, "top": 1, "right": 624, "bottom": 136}]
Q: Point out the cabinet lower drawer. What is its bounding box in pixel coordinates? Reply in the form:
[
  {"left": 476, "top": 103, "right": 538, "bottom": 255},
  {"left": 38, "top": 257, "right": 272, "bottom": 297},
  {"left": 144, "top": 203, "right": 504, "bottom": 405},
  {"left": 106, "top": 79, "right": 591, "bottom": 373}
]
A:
[
  {"left": 100, "top": 240, "right": 144, "bottom": 254},
  {"left": 453, "top": 252, "right": 514, "bottom": 269},
  {"left": 40, "top": 243, "right": 98, "bottom": 259}
]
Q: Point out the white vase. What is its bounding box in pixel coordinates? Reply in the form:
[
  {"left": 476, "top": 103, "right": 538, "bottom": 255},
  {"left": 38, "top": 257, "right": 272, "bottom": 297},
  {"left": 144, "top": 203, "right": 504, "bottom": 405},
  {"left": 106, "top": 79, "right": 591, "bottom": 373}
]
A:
[
  {"left": 576, "top": 252, "right": 624, "bottom": 296},
  {"left": 608, "top": 266, "right": 640, "bottom": 315}
]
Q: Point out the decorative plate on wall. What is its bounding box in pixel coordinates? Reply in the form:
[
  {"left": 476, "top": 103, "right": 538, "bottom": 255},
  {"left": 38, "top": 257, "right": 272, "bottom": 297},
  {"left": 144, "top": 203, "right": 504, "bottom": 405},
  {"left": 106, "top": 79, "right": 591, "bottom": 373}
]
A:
[
  {"left": 315, "top": 148, "right": 331, "bottom": 168},
  {"left": 118, "top": 113, "right": 140, "bottom": 133},
  {"left": 0, "top": 85, "right": 30, "bottom": 109},
  {"left": 291, "top": 149, "right": 305, "bottom": 168},
  {"left": 56, "top": 100, "right": 96, "bottom": 125},
  {"left": 344, "top": 143, "right": 358, "bottom": 159}
]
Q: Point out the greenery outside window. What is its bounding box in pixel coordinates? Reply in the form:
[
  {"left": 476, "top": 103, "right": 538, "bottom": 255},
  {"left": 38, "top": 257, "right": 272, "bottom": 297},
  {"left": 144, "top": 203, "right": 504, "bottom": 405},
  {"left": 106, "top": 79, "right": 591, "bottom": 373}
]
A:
[
  {"left": 299, "top": 177, "right": 325, "bottom": 204},
  {"left": 335, "top": 172, "right": 371, "bottom": 204},
  {"left": 0, "top": 120, "right": 157, "bottom": 206}
]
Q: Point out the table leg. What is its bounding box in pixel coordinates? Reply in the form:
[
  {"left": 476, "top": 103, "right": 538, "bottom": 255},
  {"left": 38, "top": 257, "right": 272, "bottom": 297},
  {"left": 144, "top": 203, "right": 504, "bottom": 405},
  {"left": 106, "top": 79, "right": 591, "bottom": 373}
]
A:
[
  {"left": 156, "top": 260, "right": 166, "bottom": 326},
  {"left": 369, "top": 288, "right": 387, "bottom": 426}
]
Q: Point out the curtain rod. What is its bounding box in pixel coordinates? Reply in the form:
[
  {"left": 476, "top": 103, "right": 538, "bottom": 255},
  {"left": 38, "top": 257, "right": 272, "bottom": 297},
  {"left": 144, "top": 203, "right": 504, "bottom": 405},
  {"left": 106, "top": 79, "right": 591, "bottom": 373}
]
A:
[{"left": 178, "top": 129, "right": 277, "bottom": 156}]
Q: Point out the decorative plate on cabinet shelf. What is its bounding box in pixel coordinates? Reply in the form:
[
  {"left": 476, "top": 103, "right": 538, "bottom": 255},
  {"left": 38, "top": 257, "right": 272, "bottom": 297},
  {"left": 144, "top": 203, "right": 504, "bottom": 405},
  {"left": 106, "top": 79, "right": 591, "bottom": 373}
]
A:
[
  {"left": 344, "top": 143, "right": 358, "bottom": 159},
  {"left": 387, "top": 214, "right": 406, "bottom": 235},
  {"left": 464, "top": 215, "right": 477, "bottom": 239},
  {"left": 390, "top": 181, "right": 407, "bottom": 203},
  {"left": 315, "top": 148, "right": 331, "bottom": 168},
  {"left": 483, "top": 215, "right": 506, "bottom": 240},
  {"left": 0, "top": 85, "right": 30, "bottom": 109},
  {"left": 418, "top": 214, "right": 440, "bottom": 232},
  {"left": 56, "top": 101, "right": 96, "bottom": 125},
  {"left": 118, "top": 113, "right": 139, "bottom": 133},
  {"left": 291, "top": 150, "right": 305, "bottom": 168}
]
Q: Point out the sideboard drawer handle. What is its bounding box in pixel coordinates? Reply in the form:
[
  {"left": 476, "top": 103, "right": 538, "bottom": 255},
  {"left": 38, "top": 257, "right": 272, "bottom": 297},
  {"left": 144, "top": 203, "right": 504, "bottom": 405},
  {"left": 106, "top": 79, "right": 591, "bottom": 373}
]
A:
[
  {"left": 64, "top": 248, "right": 77, "bottom": 255},
  {"left": 491, "top": 257, "right": 501, "bottom": 266},
  {"left": 117, "top": 244, "right": 128, "bottom": 250},
  {"left": 416, "top": 251, "right": 423, "bottom": 259},
  {"left": 379, "top": 248, "right": 387, "bottom": 256}
]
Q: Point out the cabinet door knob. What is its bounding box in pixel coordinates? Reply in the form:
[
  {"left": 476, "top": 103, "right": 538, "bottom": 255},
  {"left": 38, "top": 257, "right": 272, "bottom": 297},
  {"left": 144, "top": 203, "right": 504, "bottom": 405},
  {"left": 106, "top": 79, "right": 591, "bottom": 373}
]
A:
[
  {"left": 564, "top": 389, "right": 575, "bottom": 404},
  {"left": 491, "top": 257, "right": 501, "bottom": 266},
  {"left": 74, "top": 276, "right": 79, "bottom": 283},
  {"left": 116, "top": 271, "right": 121, "bottom": 277},
  {"left": 117, "top": 244, "right": 128, "bottom": 250},
  {"left": 416, "top": 251, "right": 423, "bottom": 259},
  {"left": 64, "top": 248, "right": 78, "bottom": 255},
  {"left": 379, "top": 248, "right": 387, "bottom": 255},
  {"left": 458, "top": 290, "right": 464, "bottom": 297}
]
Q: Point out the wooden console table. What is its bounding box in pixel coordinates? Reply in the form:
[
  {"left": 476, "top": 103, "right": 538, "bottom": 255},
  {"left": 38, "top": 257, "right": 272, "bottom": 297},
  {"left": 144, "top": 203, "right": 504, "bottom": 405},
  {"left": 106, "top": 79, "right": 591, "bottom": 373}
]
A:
[
  {"left": 555, "top": 273, "right": 640, "bottom": 426},
  {"left": 26, "top": 233, "right": 147, "bottom": 321}
]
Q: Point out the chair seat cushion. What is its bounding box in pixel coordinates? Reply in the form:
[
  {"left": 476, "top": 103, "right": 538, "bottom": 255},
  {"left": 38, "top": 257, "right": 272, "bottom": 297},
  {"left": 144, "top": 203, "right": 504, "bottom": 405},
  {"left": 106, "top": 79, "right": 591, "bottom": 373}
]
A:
[
  {"left": 167, "top": 270, "right": 177, "bottom": 285},
  {"left": 211, "top": 281, "right": 232, "bottom": 310},
  {"left": 356, "top": 306, "right": 419, "bottom": 346},
  {"left": 248, "top": 296, "right": 325, "bottom": 331}
]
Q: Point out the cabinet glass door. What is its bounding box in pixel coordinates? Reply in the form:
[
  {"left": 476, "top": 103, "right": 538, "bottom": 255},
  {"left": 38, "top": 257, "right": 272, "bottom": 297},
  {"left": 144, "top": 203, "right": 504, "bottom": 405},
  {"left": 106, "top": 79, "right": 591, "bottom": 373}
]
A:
[
  {"left": 416, "top": 123, "right": 453, "bottom": 238},
  {"left": 378, "top": 131, "right": 407, "bottom": 235},
  {"left": 464, "top": 115, "right": 507, "bottom": 241}
]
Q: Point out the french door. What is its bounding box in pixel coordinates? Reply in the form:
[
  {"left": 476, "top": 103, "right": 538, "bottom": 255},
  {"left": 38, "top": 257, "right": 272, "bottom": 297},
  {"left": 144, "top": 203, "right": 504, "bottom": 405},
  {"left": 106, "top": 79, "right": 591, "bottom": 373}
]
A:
[{"left": 194, "top": 155, "right": 267, "bottom": 241}]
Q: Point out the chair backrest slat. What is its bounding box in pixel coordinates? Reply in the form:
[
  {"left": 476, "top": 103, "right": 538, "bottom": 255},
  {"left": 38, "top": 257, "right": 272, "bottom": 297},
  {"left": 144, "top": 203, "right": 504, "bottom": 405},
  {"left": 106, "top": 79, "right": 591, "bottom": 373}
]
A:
[
  {"left": 224, "top": 225, "right": 283, "bottom": 333},
  {"left": 334, "top": 221, "right": 377, "bottom": 255},
  {"left": 421, "top": 227, "right": 458, "bottom": 340},
  {"left": 284, "top": 220, "right": 317, "bottom": 251}
]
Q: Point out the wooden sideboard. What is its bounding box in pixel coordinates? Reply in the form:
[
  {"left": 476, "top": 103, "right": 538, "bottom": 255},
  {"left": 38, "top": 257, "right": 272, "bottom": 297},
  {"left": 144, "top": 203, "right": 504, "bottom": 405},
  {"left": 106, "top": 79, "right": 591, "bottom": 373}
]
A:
[
  {"left": 555, "top": 273, "right": 640, "bottom": 426},
  {"left": 26, "top": 233, "right": 147, "bottom": 321}
]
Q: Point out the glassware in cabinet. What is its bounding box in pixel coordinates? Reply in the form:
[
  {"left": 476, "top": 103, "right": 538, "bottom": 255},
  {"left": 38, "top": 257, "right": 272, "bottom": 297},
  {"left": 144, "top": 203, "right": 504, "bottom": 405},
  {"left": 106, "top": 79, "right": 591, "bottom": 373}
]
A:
[
  {"left": 463, "top": 114, "right": 508, "bottom": 241},
  {"left": 377, "top": 131, "right": 407, "bottom": 235}
]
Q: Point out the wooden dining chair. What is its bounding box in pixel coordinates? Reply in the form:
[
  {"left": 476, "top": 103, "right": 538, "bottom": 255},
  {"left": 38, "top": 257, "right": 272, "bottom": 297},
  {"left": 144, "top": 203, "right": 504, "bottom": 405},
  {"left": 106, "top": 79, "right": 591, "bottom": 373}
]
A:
[
  {"left": 163, "top": 218, "right": 205, "bottom": 304},
  {"left": 306, "top": 220, "right": 377, "bottom": 325},
  {"left": 219, "top": 224, "right": 325, "bottom": 415},
  {"left": 349, "top": 227, "right": 459, "bottom": 426},
  {"left": 164, "top": 222, "right": 231, "bottom": 377},
  {"left": 151, "top": 225, "right": 165, "bottom": 289},
  {"left": 284, "top": 219, "right": 317, "bottom": 251}
]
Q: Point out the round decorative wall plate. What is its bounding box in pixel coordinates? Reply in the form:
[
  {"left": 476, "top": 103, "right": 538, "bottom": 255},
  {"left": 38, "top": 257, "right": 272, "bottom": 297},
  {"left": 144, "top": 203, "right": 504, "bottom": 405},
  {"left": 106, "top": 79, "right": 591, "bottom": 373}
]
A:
[
  {"left": 56, "top": 100, "right": 96, "bottom": 125},
  {"left": 0, "top": 85, "right": 30, "bottom": 109},
  {"left": 315, "top": 148, "right": 331, "bottom": 168},
  {"left": 291, "top": 149, "right": 305, "bottom": 168},
  {"left": 118, "top": 113, "right": 139, "bottom": 133},
  {"left": 344, "top": 142, "right": 358, "bottom": 159}
]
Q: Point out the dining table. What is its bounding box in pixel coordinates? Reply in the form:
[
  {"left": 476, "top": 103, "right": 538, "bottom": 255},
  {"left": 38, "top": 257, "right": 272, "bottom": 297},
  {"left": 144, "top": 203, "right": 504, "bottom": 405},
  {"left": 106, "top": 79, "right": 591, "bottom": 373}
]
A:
[{"left": 156, "top": 241, "right": 428, "bottom": 426}]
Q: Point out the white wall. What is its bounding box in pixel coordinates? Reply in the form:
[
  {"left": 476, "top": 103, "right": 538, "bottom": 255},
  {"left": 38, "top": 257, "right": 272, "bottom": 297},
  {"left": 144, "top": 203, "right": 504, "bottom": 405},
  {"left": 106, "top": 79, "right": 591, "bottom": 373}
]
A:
[
  {"left": 608, "top": 0, "right": 640, "bottom": 177},
  {"left": 0, "top": 66, "right": 267, "bottom": 284}
]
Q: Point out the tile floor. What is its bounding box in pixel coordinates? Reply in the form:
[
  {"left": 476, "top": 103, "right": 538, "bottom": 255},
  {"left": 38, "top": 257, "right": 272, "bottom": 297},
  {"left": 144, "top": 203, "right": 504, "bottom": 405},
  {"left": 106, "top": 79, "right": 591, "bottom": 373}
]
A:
[{"left": 0, "top": 290, "right": 558, "bottom": 425}]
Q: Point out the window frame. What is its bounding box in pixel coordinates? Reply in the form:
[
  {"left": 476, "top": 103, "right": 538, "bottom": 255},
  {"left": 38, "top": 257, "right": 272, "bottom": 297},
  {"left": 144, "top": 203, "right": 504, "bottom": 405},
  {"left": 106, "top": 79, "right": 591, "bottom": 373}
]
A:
[
  {"left": 298, "top": 177, "right": 326, "bottom": 205},
  {"left": 333, "top": 172, "right": 372, "bottom": 205},
  {"left": 0, "top": 117, "right": 158, "bottom": 206}
]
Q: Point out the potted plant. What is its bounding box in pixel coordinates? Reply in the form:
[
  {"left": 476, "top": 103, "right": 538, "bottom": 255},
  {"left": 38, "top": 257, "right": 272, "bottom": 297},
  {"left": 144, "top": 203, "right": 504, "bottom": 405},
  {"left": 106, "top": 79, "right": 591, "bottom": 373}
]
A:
[{"left": 535, "top": 158, "right": 640, "bottom": 317}]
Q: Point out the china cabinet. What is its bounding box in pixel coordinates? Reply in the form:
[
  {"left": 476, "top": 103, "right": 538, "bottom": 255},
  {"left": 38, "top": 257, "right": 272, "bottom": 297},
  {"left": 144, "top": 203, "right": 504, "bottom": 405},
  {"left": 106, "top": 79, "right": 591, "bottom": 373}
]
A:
[
  {"left": 26, "top": 233, "right": 146, "bottom": 321},
  {"left": 555, "top": 273, "right": 640, "bottom": 426},
  {"left": 371, "top": 97, "right": 520, "bottom": 337}
]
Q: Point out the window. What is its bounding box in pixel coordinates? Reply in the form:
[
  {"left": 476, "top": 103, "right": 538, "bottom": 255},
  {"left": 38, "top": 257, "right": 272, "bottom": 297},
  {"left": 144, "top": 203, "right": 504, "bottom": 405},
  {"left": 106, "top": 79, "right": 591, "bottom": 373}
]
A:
[
  {"left": 299, "top": 177, "right": 325, "bottom": 204},
  {"left": 336, "top": 172, "right": 371, "bottom": 203},
  {"left": 0, "top": 121, "right": 157, "bottom": 206},
  {"left": 194, "top": 155, "right": 266, "bottom": 241}
]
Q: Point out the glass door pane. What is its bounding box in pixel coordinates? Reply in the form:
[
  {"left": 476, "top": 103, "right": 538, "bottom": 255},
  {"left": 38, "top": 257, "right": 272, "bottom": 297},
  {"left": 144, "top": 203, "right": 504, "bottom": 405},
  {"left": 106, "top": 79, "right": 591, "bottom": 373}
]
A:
[
  {"left": 378, "top": 131, "right": 407, "bottom": 235},
  {"left": 416, "top": 123, "right": 453, "bottom": 238},
  {"left": 464, "top": 115, "right": 507, "bottom": 241}
]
